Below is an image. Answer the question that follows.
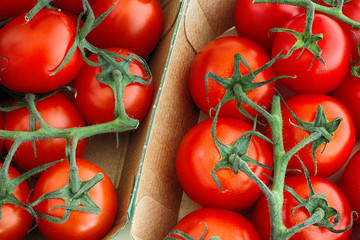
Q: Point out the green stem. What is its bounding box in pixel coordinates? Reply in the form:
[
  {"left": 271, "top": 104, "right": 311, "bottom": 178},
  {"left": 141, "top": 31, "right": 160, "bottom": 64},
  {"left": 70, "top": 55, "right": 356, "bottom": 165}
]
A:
[
  {"left": 68, "top": 138, "right": 81, "bottom": 194},
  {"left": 25, "top": 0, "right": 53, "bottom": 22},
  {"left": 286, "top": 208, "right": 325, "bottom": 238}
]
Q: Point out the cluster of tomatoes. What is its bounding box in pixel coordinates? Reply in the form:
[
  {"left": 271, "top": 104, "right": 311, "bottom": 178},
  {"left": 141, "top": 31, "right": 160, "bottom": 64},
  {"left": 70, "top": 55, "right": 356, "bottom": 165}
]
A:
[
  {"left": 0, "top": 0, "right": 163, "bottom": 240},
  {"left": 167, "top": 0, "right": 360, "bottom": 239}
]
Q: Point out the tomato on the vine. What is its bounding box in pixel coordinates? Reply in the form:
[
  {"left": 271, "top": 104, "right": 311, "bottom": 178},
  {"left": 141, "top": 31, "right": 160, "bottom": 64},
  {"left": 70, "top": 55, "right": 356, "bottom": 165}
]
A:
[
  {"left": 234, "top": 0, "right": 304, "bottom": 54},
  {"left": 252, "top": 176, "right": 353, "bottom": 240},
  {"left": 340, "top": 150, "right": 360, "bottom": 225},
  {"left": 87, "top": 0, "right": 163, "bottom": 58},
  {"left": 189, "top": 36, "right": 276, "bottom": 122},
  {"left": 73, "top": 48, "right": 153, "bottom": 125},
  {"left": 0, "top": 9, "right": 83, "bottom": 93},
  {"left": 0, "top": 0, "right": 36, "bottom": 20},
  {"left": 176, "top": 118, "right": 273, "bottom": 211},
  {"left": 3, "top": 92, "right": 87, "bottom": 173},
  {"left": 279, "top": 94, "right": 355, "bottom": 178},
  {"left": 0, "top": 163, "right": 34, "bottom": 240},
  {"left": 272, "top": 12, "right": 350, "bottom": 94},
  {"left": 32, "top": 158, "right": 117, "bottom": 240},
  {"left": 169, "top": 208, "right": 261, "bottom": 240}
]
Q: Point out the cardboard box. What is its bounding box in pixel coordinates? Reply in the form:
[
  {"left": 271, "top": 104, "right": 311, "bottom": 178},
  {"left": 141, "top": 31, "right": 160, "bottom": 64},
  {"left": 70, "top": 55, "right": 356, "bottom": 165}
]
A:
[{"left": 128, "top": 0, "right": 360, "bottom": 239}]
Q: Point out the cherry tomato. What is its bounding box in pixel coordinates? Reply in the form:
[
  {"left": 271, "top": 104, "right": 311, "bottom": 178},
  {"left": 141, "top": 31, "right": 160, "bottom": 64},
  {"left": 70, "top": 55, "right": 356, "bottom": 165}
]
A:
[
  {"left": 73, "top": 48, "right": 153, "bottom": 124},
  {"left": 331, "top": 69, "right": 360, "bottom": 137},
  {"left": 272, "top": 13, "right": 350, "bottom": 94},
  {"left": 169, "top": 208, "right": 261, "bottom": 240},
  {"left": 3, "top": 92, "right": 87, "bottom": 173},
  {"left": 252, "top": 176, "right": 353, "bottom": 240},
  {"left": 176, "top": 118, "right": 273, "bottom": 211},
  {"left": 0, "top": 9, "right": 83, "bottom": 93},
  {"left": 189, "top": 36, "right": 276, "bottom": 122},
  {"left": 0, "top": 163, "right": 34, "bottom": 240},
  {"left": 234, "top": 0, "right": 304, "bottom": 54},
  {"left": 87, "top": 0, "right": 163, "bottom": 58},
  {"left": 0, "top": 0, "right": 36, "bottom": 20},
  {"left": 340, "top": 150, "right": 360, "bottom": 225},
  {"left": 52, "top": 0, "right": 96, "bottom": 14},
  {"left": 33, "top": 158, "right": 117, "bottom": 240},
  {"left": 280, "top": 94, "right": 355, "bottom": 178}
]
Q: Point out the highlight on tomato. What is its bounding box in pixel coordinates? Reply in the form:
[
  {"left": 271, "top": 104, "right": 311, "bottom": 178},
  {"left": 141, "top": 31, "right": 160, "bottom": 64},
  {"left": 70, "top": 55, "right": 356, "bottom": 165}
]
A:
[
  {"left": 87, "top": 0, "right": 163, "bottom": 59},
  {"left": 32, "top": 158, "right": 118, "bottom": 240},
  {"left": 73, "top": 48, "right": 153, "bottom": 125},
  {"left": 3, "top": 92, "right": 88, "bottom": 173},
  {"left": 188, "top": 36, "right": 277, "bottom": 122},
  {"left": 252, "top": 175, "right": 353, "bottom": 240},
  {"left": 0, "top": 163, "right": 34, "bottom": 240},
  {"left": 167, "top": 208, "right": 261, "bottom": 240},
  {"left": 279, "top": 93, "right": 355, "bottom": 178},
  {"left": 0, "top": 9, "right": 83, "bottom": 93},
  {"left": 271, "top": 12, "right": 350, "bottom": 94},
  {"left": 340, "top": 150, "right": 360, "bottom": 226},
  {"left": 176, "top": 117, "right": 273, "bottom": 211}
]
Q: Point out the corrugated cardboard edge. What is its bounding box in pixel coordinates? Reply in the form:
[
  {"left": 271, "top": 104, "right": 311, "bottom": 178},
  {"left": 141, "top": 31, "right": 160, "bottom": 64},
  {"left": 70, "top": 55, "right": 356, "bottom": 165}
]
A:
[{"left": 130, "top": 0, "right": 237, "bottom": 239}]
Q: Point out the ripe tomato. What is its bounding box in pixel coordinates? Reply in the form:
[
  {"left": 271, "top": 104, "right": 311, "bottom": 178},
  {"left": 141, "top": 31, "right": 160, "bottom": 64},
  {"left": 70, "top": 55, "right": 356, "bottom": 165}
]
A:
[
  {"left": 0, "top": 163, "right": 34, "bottom": 240},
  {"left": 0, "top": 9, "right": 83, "bottom": 93},
  {"left": 189, "top": 36, "right": 276, "bottom": 122},
  {"left": 234, "top": 0, "right": 304, "bottom": 54},
  {"left": 252, "top": 176, "right": 353, "bottom": 240},
  {"left": 52, "top": 0, "right": 95, "bottom": 14},
  {"left": 87, "top": 0, "right": 163, "bottom": 58},
  {"left": 331, "top": 70, "right": 360, "bottom": 137},
  {"left": 176, "top": 118, "right": 273, "bottom": 211},
  {"left": 169, "top": 208, "right": 261, "bottom": 240},
  {"left": 73, "top": 48, "right": 153, "bottom": 124},
  {"left": 272, "top": 13, "right": 350, "bottom": 94},
  {"left": 3, "top": 92, "right": 87, "bottom": 173},
  {"left": 0, "top": 0, "right": 36, "bottom": 20},
  {"left": 340, "top": 150, "right": 360, "bottom": 225},
  {"left": 280, "top": 94, "right": 355, "bottom": 178},
  {"left": 33, "top": 158, "right": 117, "bottom": 240}
]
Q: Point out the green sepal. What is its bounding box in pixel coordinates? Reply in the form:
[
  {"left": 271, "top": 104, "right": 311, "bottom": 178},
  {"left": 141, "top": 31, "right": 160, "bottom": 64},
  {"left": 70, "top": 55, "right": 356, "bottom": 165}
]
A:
[{"left": 165, "top": 223, "right": 221, "bottom": 240}]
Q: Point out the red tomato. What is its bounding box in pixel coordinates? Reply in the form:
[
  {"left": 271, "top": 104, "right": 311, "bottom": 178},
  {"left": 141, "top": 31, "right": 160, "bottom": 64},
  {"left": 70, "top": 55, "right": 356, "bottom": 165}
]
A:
[
  {"left": 340, "top": 150, "right": 360, "bottom": 225},
  {"left": 252, "top": 176, "right": 353, "bottom": 240},
  {"left": 52, "top": 0, "right": 95, "bottom": 14},
  {"left": 0, "top": 163, "right": 34, "bottom": 240},
  {"left": 272, "top": 13, "right": 350, "bottom": 94},
  {"left": 0, "top": 9, "right": 83, "bottom": 93},
  {"left": 169, "top": 208, "right": 261, "bottom": 240},
  {"left": 189, "top": 36, "right": 276, "bottom": 122},
  {"left": 87, "top": 0, "right": 163, "bottom": 58},
  {"left": 234, "top": 0, "right": 304, "bottom": 54},
  {"left": 176, "top": 118, "right": 273, "bottom": 211},
  {"left": 280, "top": 94, "right": 355, "bottom": 178},
  {"left": 33, "top": 158, "right": 117, "bottom": 240},
  {"left": 73, "top": 48, "right": 153, "bottom": 124},
  {"left": 0, "top": 0, "right": 36, "bottom": 20},
  {"left": 3, "top": 92, "right": 87, "bottom": 173},
  {"left": 331, "top": 70, "right": 360, "bottom": 137}
]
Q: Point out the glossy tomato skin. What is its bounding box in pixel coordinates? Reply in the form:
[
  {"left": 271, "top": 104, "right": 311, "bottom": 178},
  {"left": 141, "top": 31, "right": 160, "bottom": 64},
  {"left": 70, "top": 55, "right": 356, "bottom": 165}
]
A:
[
  {"left": 87, "top": 0, "right": 163, "bottom": 58},
  {"left": 189, "top": 36, "right": 276, "bottom": 122},
  {"left": 272, "top": 13, "right": 350, "bottom": 94},
  {"left": 73, "top": 48, "right": 153, "bottom": 124},
  {"left": 52, "top": 0, "right": 96, "bottom": 14},
  {"left": 0, "top": 163, "right": 34, "bottom": 240},
  {"left": 331, "top": 70, "right": 360, "bottom": 137},
  {"left": 0, "top": 9, "right": 83, "bottom": 93},
  {"left": 252, "top": 176, "right": 353, "bottom": 240},
  {"left": 0, "top": 0, "right": 36, "bottom": 20},
  {"left": 169, "top": 208, "right": 261, "bottom": 240},
  {"left": 3, "top": 92, "right": 87, "bottom": 173},
  {"left": 176, "top": 118, "right": 273, "bottom": 211},
  {"left": 33, "top": 158, "right": 117, "bottom": 240},
  {"left": 280, "top": 94, "right": 355, "bottom": 178},
  {"left": 234, "top": 0, "right": 304, "bottom": 54},
  {"left": 340, "top": 150, "right": 360, "bottom": 225}
]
